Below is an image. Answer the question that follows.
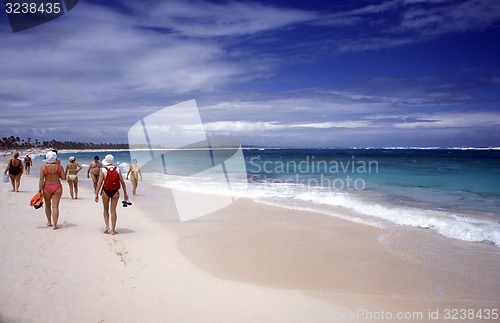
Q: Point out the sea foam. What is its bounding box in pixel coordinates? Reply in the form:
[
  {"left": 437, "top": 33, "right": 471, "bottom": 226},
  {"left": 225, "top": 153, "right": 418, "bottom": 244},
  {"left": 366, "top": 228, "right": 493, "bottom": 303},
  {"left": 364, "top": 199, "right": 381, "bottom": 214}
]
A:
[{"left": 145, "top": 172, "right": 500, "bottom": 247}]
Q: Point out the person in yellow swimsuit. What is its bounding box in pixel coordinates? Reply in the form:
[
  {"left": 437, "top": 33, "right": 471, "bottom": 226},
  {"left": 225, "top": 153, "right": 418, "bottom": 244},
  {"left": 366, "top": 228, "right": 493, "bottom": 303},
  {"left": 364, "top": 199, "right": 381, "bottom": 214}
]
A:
[
  {"left": 65, "top": 156, "right": 83, "bottom": 199},
  {"left": 126, "top": 159, "right": 142, "bottom": 195}
]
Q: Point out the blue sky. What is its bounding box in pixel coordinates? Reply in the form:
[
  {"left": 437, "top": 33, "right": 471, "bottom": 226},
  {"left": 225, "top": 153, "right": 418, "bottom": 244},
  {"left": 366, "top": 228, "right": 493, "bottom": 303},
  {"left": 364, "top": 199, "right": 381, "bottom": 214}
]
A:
[{"left": 1, "top": 0, "right": 499, "bottom": 147}]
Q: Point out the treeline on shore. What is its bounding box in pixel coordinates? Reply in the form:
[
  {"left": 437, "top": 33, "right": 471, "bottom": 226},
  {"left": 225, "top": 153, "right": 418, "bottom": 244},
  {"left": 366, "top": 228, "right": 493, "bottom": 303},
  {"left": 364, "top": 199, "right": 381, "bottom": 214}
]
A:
[{"left": 1, "top": 136, "right": 128, "bottom": 150}]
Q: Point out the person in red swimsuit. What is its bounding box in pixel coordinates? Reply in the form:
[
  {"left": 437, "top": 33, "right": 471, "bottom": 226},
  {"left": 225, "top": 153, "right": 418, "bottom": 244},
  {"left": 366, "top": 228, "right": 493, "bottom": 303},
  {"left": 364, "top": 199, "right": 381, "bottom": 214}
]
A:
[
  {"left": 94, "top": 154, "right": 129, "bottom": 235},
  {"left": 38, "top": 151, "right": 66, "bottom": 230}
]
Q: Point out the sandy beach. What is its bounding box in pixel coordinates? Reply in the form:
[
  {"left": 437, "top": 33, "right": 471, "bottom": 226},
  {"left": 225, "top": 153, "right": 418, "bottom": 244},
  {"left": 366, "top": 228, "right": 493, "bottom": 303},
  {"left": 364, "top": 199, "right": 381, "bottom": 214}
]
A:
[{"left": 1, "top": 155, "right": 499, "bottom": 323}]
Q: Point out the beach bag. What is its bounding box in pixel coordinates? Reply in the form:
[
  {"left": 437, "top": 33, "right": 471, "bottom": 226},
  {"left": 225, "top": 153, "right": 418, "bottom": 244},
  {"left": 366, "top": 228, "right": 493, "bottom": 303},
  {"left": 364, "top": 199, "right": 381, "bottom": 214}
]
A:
[
  {"left": 2, "top": 173, "right": 8, "bottom": 182},
  {"left": 30, "top": 192, "right": 44, "bottom": 209},
  {"left": 104, "top": 166, "right": 121, "bottom": 190}
]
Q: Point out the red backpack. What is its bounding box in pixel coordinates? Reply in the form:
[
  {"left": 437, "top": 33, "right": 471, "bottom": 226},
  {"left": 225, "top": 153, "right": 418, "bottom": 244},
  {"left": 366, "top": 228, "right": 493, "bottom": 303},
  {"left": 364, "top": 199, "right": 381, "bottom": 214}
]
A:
[{"left": 104, "top": 166, "right": 121, "bottom": 190}]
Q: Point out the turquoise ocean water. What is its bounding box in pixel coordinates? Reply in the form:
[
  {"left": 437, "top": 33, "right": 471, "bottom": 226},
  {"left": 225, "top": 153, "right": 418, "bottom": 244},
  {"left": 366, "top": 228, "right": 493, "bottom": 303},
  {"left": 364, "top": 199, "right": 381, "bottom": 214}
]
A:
[{"left": 38, "top": 148, "right": 500, "bottom": 246}]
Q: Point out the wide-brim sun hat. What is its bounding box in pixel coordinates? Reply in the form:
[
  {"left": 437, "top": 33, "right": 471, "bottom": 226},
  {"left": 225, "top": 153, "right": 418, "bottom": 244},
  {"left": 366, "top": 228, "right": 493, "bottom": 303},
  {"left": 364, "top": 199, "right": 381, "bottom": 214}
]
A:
[
  {"left": 102, "top": 154, "right": 114, "bottom": 166},
  {"left": 46, "top": 151, "right": 57, "bottom": 164}
]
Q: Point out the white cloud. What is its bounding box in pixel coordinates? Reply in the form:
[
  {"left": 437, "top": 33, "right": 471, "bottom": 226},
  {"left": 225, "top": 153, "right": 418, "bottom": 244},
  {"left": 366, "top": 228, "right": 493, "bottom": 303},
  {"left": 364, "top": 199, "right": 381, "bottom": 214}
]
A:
[
  {"left": 203, "top": 121, "right": 285, "bottom": 132},
  {"left": 345, "top": 0, "right": 401, "bottom": 15},
  {"left": 400, "top": 0, "right": 500, "bottom": 37},
  {"left": 131, "top": 1, "right": 318, "bottom": 38},
  {"left": 197, "top": 109, "right": 500, "bottom": 148},
  {"left": 201, "top": 111, "right": 500, "bottom": 135},
  {"left": 201, "top": 96, "right": 391, "bottom": 122},
  {"left": 2, "top": 0, "right": 497, "bottom": 111},
  {"left": 324, "top": 0, "right": 500, "bottom": 52},
  {"left": 393, "top": 112, "right": 500, "bottom": 128},
  {"left": 0, "top": 2, "right": 267, "bottom": 111},
  {"left": 294, "top": 121, "right": 371, "bottom": 129},
  {"left": 202, "top": 120, "right": 371, "bottom": 133},
  {"left": 338, "top": 36, "right": 415, "bottom": 52}
]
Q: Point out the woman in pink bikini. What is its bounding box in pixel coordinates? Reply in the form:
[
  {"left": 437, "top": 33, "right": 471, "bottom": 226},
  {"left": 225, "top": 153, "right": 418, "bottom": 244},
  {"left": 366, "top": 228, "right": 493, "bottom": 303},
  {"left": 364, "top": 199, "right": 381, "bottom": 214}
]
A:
[{"left": 38, "top": 151, "right": 66, "bottom": 230}]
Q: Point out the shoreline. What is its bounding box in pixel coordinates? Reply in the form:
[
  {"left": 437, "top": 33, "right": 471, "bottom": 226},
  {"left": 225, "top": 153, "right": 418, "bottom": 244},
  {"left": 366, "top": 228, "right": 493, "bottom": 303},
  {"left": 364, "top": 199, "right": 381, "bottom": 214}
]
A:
[
  {"left": 2, "top": 145, "right": 499, "bottom": 166},
  {"left": 1, "top": 155, "right": 499, "bottom": 322}
]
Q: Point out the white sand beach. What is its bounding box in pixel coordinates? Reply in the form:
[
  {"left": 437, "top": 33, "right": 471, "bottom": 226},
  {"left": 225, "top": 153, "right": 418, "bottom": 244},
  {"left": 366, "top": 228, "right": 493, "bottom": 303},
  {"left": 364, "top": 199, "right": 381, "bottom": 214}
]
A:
[{"left": 1, "top": 155, "right": 499, "bottom": 323}]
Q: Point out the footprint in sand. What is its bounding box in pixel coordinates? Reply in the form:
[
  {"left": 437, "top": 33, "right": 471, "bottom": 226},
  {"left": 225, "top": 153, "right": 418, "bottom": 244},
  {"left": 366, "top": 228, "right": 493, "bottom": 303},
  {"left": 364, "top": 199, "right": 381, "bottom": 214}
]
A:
[
  {"left": 106, "top": 238, "right": 130, "bottom": 266},
  {"left": 22, "top": 302, "right": 31, "bottom": 311},
  {"left": 47, "top": 282, "right": 58, "bottom": 291}
]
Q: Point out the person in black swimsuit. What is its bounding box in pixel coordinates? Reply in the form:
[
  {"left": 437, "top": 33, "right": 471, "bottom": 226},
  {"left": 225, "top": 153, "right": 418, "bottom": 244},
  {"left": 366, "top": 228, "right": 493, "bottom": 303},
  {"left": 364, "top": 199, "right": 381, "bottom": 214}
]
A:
[
  {"left": 94, "top": 154, "right": 129, "bottom": 235},
  {"left": 4, "top": 151, "right": 23, "bottom": 192},
  {"left": 24, "top": 154, "right": 32, "bottom": 175}
]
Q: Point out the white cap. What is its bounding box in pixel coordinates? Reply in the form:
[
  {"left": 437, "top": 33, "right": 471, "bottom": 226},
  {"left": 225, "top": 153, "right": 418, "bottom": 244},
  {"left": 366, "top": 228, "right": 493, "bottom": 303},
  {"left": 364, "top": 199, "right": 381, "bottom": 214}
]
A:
[
  {"left": 102, "top": 154, "right": 114, "bottom": 166},
  {"left": 45, "top": 151, "right": 57, "bottom": 164}
]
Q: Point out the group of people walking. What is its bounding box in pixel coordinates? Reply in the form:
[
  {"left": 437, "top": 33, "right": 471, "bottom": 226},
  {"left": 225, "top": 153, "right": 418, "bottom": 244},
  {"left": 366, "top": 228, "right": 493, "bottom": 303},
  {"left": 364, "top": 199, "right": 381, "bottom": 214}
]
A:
[{"left": 4, "top": 151, "right": 142, "bottom": 234}]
